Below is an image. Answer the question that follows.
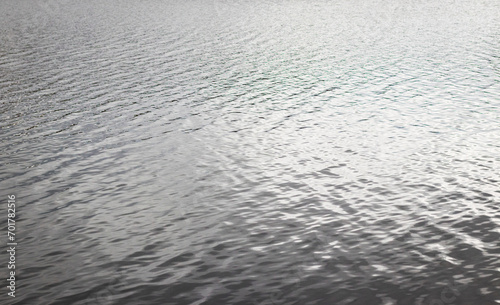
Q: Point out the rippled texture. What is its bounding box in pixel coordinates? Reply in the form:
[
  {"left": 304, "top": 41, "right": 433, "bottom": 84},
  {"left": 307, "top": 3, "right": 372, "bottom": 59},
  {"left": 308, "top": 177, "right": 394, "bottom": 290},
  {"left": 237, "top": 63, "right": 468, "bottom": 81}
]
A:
[{"left": 1, "top": 0, "right": 500, "bottom": 304}]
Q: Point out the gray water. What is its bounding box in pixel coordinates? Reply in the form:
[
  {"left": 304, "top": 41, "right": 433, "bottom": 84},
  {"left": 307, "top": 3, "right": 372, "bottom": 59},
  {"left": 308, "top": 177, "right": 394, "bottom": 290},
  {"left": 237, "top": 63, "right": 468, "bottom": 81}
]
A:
[{"left": 1, "top": 0, "right": 500, "bottom": 304}]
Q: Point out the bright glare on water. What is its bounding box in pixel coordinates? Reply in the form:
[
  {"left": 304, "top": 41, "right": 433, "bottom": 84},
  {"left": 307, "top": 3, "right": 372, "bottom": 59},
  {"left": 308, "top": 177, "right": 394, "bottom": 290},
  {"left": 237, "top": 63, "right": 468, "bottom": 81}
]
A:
[{"left": 0, "top": 0, "right": 499, "bottom": 304}]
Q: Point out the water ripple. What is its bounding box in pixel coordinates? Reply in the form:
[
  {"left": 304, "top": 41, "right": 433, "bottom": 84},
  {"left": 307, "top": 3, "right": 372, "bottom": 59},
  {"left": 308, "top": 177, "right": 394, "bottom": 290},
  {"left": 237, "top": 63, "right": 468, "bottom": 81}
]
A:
[{"left": 1, "top": 0, "right": 500, "bottom": 304}]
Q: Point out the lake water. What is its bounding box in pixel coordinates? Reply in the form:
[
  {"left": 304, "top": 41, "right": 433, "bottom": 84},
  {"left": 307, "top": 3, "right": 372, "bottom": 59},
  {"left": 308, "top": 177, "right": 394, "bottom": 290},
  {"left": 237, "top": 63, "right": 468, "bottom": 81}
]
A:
[{"left": 1, "top": 0, "right": 499, "bottom": 304}]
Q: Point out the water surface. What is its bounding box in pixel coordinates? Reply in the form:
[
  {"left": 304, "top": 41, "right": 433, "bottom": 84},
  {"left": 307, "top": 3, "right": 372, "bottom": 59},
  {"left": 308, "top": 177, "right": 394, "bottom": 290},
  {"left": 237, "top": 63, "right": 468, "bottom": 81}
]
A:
[{"left": 1, "top": 0, "right": 500, "bottom": 304}]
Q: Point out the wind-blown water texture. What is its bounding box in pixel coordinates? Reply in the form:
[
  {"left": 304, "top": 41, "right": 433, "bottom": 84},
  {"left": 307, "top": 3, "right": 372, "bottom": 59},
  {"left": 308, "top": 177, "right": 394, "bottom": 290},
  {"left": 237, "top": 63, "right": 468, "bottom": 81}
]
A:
[{"left": 1, "top": 0, "right": 500, "bottom": 304}]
